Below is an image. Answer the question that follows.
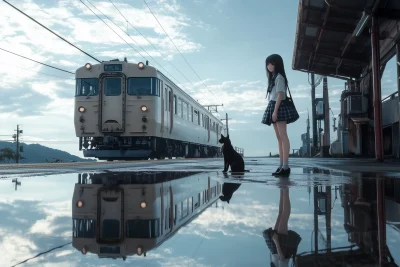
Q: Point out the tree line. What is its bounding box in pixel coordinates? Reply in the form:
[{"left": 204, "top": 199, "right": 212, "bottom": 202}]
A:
[{"left": 0, "top": 148, "right": 16, "bottom": 163}]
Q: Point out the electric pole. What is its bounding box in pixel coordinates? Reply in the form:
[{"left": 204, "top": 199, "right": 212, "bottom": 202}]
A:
[
  {"left": 203, "top": 104, "right": 223, "bottom": 113},
  {"left": 14, "top": 125, "right": 23, "bottom": 163},
  {"left": 220, "top": 113, "right": 231, "bottom": 135}
]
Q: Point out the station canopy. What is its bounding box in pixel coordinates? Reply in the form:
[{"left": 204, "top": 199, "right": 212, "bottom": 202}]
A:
[{"left": 292, "top": 0, "right": 400, "bottom": 80}]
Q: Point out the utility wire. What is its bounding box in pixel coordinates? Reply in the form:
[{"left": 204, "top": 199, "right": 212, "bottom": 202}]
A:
[
  {"left": 3, "top": 0, "right": 101, "bottom": 63},
  {"left": 143, "top": 0, "right": 226, "bottom": 113},
  {"left": 0, "top": 47, "right": 75, "bottom": 75},
  {"left": 110, "top": 0, "right": 201, "bottom": 91},
  {"left": 82, "top": 0, "right": 181, "bottom": 88}
]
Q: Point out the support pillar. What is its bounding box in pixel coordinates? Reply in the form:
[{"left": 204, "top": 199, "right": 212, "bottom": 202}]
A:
[
  {"left": 322, "top": 77, "right": 330, "bottom": 156},
  {"left": 371, "top": 16, "right": 384, "bottom": 162},
  {"left": 311, "top": 74, "right": 318, "bottom": 156},
  {"left": 397, "top": 44, "right": 400, "bottom": 158}
]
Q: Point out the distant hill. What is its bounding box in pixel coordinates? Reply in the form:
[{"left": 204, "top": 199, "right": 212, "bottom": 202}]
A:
[{"left": 0, "top": 141, "right": 96, "bottom": 164}]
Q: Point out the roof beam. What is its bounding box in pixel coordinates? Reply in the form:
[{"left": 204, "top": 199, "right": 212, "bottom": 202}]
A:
[
  {"left": 375, "top": 8, "right": 400, "bottom": 21},
  {"left": 302, "top": 20, "right": 355, "bottom": 34},
  {"left": 309, "top": 5, "right": 331, "bottom": 70},
  {"left": 300, "top": 47, "right": 369, "bottom": 64},
  {"left": 296, "top": 68, "right": 359, "bottom": 80}
]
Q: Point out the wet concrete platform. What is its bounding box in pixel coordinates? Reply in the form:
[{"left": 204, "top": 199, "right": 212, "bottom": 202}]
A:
[{"left": 1, "top": 158, "right": 400, "bottom": 266}]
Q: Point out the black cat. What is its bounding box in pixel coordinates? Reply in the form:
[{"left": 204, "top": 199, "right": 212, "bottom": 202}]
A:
[{"left": 219, "top": 134, "right": 249, "bottom": 173}]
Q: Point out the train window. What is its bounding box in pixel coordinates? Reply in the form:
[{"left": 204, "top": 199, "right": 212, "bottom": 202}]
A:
[
  {"left": 177, "top": 98, "right": 182, "bottom": 117},
  {"left": 76, "top": 78, "right": 99, "bottom": 96},
  {"left": 73, "top": 219, "right": 96, "bottom": 238},
  {"left": 169, "top": 90, "right": 172, "bottom": 112},
  {"left": 164, "top": 88, "right": 167, "bottom": 111},
  {"left": 213, "top": 122, "right": 215, "bottom": 132},
  {"left": 194, "top": 110, "right": 199, "bottom": 125},
  {"left": 183, "top": 102, "right": 188, "bottom": 120},
  {"left": 127, "top": 77, "right": 157, "bottom": 96},
  {"left": 104, "top": 77, "right": 121, "bottom": 96},
  {"left": 174, "top": 95, "right": 177, "bottom": 114},
  {"left": 126, "top": 219, "right": 160, "bottom": 238},
  {"left": 190, "top": 106, "right": 193, "bottom": 122}
]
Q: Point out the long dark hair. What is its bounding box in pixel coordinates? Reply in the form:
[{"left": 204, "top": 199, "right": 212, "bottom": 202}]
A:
[{"left": 265, "top": 54, "right": 288, "bottom": 92}]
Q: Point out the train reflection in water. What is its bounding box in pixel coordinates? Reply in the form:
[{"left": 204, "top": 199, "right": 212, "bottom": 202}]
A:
[{"left": 72, "top": 171, "right": 221, "bottom": 260}]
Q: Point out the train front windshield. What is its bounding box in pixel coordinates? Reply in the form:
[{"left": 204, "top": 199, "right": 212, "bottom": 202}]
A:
[
  {"left": 76, "top": 78, "right": 99, "bottom": 96},
  {"left": 127, "top": 77, "right": 158, "bottom": 96}
]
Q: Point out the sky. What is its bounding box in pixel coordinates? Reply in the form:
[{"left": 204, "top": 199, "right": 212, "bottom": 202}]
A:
[{"left": 0, "top": 0, "right": 398, "bottom": 158}]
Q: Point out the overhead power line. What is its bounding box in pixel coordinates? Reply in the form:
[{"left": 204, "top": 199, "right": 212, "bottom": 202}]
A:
[
  {"left": 3, "top": 0, "right": 101, "bottom": 63},
  {"left": 143, "top": 0, "right": 226, "bottom": 113},
  {"left": 109, "top": 0, "right": 202, "bottom": 91},
  {"left": 0, "top": 47, "right": 75, "bottom": 75},
  {"left": 81, "top": 0, "right": 181, "bottom": 87}
]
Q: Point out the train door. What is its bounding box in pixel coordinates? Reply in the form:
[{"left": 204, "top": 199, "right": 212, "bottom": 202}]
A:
[
  {"left": 100, "top": 74, "right": 126, "bottom": 133},
  {"left": 164, "top": 87, "right": 169, "bottom": 134},
  {"left": 169, "top": 88, "right": 174, "bottom": 134},
  {"left": 160, "top": 80, "right": 164, "bottom": 135},
  {"left": 97, "top": 187, "right": 123, "bottom": 243},
  {"left": 207, "top": 117, "right": 210, "bottom": 142}
]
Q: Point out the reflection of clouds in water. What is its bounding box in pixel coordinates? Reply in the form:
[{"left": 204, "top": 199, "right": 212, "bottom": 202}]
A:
[{"left": 0, "top": 199, "right": 71, "bottom": 266}]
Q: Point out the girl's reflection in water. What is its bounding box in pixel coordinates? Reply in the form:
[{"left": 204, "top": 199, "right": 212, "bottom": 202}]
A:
[{"left": 263, "top": 178, "right": 301, "bottom": 267}]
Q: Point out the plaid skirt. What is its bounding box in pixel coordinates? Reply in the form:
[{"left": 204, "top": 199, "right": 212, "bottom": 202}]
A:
[
  {"left": 261, "top": 100, "right": 299, "bottom": 126},
  {"left": 263, "top": 228, "right": 302, "bottom": 258}
]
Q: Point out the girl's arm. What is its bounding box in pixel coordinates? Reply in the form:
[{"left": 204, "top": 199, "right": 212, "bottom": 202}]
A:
[{"left": 273, "top": 75, "right": 286, "bottom": 113}]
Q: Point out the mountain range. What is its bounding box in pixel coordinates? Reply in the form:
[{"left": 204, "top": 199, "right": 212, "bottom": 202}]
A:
[{"left": 0, "top": 141, "right": 95, "bottom": 164}]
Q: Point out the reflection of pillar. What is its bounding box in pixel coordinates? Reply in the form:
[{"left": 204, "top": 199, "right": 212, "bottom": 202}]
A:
[
  {"left": 376, "top": 176, "right": 387, "bottom": 265},
  {"left": 313, "top": 186, "right": 319, "bottom": 254},
  {"left": 326, "top": 186, "right": 331, "bottom": 252},
  {"left": 355, "top": 123, "right": 362, "bottom": 155}
]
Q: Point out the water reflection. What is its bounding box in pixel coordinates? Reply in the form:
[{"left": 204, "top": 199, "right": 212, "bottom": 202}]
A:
[
  {"left": 219, "top": 173, "right": 242, "bottom": 204},
  {"left": 72, "top": 171, "right": 222, "bottom": 260},
  {"left": 295, "top": 169, "right": 399, "bottom": 267},
  {"left": 263, "top": 179, "right": 301, "bottom": 267}
]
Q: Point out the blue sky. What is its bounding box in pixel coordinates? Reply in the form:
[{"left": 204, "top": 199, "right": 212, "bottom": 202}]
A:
[{"left": 0, "top": 0, "right": 398, "bottom": 157}]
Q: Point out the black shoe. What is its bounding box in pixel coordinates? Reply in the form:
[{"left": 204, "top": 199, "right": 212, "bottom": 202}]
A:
[
  {"left": 272, "top": 168, "right": 281, "bottom": 175},
  {"left": 275, "top": 168, "right": 290, "bottom": 176}
]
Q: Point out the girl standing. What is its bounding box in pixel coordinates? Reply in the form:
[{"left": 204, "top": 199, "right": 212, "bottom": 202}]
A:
[{"left": 261, "top": 54, "right": 299, "bottom": 176}]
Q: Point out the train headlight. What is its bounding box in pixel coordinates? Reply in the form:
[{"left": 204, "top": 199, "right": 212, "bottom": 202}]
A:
[
  {"left": 138, "top": 62, "right": 145, "bottom": 69},
  {"left": 140, "top": 202, "right": 146, "bottom": 208},
  {"left": 85, "top": 63, "right": 92, "bottom": 70},
  {"left": 78, "top": 106, "right": 85, "bottom": 113},
  {"left": 76, "top": 200, "right": 84, "bottom": 208},
  {"left": 140, "top": 105, "right": 147, "bottom": 112},
  {"left": 137, "top": 246, "right": 143, "bottom": 255}
]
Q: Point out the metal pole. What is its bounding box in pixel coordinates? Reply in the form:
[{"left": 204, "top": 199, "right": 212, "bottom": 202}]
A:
[
  {"left": 311, "top": 74, "right": 317, "bottom": 155},
  {"left": 323, "top": 77, "right": 330, "bottom": 156},
  {"left": 16, "top": 124, "right": 19, "bottom": 164},
  {"left": 225, "top": 113, "right": 229, "bottom": 136},
  {"left": 371, "top": 16, "right": 384, "bottom": 161}
]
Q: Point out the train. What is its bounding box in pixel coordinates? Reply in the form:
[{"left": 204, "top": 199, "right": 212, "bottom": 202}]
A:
[
  {"left": 74, "top": 59, "right": 225, "bottom": 161},
  {"left": 72, "top": 171, "right": 222, "bottom": 259}
]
